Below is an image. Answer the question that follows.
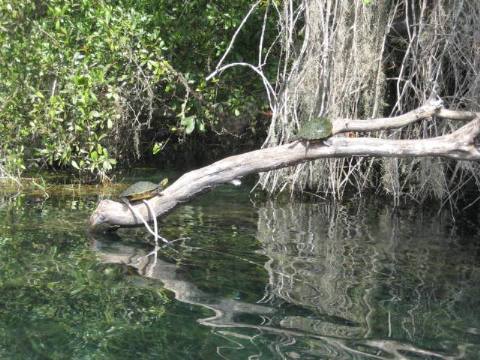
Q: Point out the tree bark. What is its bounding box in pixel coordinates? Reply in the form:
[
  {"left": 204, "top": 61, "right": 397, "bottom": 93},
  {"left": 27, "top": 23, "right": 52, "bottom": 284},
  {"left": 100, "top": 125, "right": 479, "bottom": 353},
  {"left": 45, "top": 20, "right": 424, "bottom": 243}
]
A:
[{"left": 89, "top": 101, "right": 480, "bottom": 230}]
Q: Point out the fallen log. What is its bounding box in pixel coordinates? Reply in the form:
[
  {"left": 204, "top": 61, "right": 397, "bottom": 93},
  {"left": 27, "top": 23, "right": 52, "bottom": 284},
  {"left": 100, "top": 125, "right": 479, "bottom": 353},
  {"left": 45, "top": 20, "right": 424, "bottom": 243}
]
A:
[{"left": 89, "top": 99, "right": 480, "bottom": 230}]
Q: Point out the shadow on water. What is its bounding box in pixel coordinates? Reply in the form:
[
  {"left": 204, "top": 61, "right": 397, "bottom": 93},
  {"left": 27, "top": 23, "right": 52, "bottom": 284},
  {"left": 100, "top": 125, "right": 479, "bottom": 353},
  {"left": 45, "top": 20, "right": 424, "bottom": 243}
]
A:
[
  {"left": 1, "top": 181, "right": 480, "bottom": 359},
  {"left": 93, "top": 194, "right": 480, "bottom": 359}
]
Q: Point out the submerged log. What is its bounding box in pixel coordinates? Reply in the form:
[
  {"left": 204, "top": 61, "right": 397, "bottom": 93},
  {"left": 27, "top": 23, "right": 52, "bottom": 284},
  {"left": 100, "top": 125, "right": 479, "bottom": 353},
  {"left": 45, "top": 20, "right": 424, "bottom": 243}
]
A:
[{"left": 89, "top": 100, "right": 480, "bottom": 230}]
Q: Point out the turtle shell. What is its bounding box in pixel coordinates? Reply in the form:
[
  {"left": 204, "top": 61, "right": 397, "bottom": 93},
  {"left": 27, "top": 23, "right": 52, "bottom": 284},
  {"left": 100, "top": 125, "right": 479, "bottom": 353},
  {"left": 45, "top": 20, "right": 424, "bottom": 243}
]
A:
[
  {"left": 120, "top": 181, "right": 162, "bottom": 202},
  {"left": 294, "top": 117, "right": 333, "bottom": 141}
]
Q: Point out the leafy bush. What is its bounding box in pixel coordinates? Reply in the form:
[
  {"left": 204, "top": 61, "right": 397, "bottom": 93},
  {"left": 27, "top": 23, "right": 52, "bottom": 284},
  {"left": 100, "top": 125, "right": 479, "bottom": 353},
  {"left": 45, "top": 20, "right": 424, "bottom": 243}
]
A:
[
  {"left": 0, "top": 0, "right": 274, "bottom": 182},
  {"left": 0, "top": 1, "right": 166, "bottom": 180}
]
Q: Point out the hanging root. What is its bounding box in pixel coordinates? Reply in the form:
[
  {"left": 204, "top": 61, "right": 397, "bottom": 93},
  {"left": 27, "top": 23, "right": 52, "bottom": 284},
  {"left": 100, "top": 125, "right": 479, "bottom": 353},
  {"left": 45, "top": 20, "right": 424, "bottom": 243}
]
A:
[
  {"left": 253, "top": 0, "right": 480, "bottom": 206},
  {"left": 142, "top": 199, "right": 160, "bottom": 247},
  {"left": 123, "top": 200, "right": 169, "bottom": 244}
]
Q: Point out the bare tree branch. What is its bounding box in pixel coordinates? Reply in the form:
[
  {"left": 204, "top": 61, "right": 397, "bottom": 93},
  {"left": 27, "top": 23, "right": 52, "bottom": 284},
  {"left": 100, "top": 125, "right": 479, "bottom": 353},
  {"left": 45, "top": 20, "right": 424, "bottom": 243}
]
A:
[
  {"left": 89, "top": 104, "right": 480, "bottom": 230},
  {"left": 332, "top": 99, "right": 475, "bottom": 135},
  {"left": 209, "top": 0, "right": 262, "bottom": 75}
]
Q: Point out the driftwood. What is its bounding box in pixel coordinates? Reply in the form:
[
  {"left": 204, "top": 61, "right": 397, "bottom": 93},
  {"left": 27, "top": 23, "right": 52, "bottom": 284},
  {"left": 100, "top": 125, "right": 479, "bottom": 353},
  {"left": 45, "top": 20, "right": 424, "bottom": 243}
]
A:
[{"left": 89, "top": 99, "right": 480, "bottom": 230}]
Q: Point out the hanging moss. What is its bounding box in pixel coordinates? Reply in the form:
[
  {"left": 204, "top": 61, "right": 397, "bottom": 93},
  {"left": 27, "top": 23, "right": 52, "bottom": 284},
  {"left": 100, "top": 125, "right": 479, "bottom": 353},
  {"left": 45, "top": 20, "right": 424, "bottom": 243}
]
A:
[{"left": 260, "top": 0, "right": 480, "bottom": 205}]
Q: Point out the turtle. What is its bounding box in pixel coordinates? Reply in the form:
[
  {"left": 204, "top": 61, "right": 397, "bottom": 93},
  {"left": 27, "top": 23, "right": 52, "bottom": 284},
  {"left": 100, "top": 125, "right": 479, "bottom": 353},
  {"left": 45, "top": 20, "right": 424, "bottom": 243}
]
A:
[
  {"left": 119, "top": 178, "right": 169, "bottom": 246},
  {"left": 120, "top": 178, "right": 169, "bottom": 203},
  {"left": 291, "top": 116, "right": 333, "bottom": 142}
]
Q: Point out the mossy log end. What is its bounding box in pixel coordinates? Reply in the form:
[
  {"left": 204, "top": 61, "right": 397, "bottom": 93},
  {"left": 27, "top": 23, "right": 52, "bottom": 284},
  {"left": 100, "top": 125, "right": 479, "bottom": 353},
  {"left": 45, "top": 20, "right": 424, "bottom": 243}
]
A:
[{"left": 89, "top": 100, "right": 480, "bottom": 230}]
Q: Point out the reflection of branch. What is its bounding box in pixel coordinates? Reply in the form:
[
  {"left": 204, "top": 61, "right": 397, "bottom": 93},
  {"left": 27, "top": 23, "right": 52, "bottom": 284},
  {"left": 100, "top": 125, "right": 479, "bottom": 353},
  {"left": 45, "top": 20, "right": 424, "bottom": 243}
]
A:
[
  {"left": 92, "top": 228, "right": 462, "bottom": 360},
  {"left": 201, "top": 317, "right": 454, "bottom": 360},
  {"left": 254, "top": 201, "right": 465, "bottom": 359},
  {"left": 93, "top": 238, "right": 274, "bottom": 325}
]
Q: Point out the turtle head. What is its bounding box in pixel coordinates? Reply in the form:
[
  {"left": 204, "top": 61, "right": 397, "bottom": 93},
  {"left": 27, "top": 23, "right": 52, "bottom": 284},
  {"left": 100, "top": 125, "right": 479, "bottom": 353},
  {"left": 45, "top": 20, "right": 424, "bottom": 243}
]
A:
[{"left": 159, "top": 177, "right": 169, "bottom": 188}]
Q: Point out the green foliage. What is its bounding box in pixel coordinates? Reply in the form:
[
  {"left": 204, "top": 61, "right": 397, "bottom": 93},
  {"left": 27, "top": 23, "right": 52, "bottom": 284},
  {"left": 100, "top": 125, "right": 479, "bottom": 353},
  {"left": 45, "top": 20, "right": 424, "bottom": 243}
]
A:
[
  {"left": 0, "top": 0, "right": 167, "bottom": 180},
  {"left": 0, "top": 0, "right": 275, "bottom": 181}
]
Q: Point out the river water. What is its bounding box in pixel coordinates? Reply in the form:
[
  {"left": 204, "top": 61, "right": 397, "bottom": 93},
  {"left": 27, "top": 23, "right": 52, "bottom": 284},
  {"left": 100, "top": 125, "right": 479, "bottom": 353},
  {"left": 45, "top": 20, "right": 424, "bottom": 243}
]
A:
[{"left": 1, "top": 172, "right": 479, "bottom": 359}]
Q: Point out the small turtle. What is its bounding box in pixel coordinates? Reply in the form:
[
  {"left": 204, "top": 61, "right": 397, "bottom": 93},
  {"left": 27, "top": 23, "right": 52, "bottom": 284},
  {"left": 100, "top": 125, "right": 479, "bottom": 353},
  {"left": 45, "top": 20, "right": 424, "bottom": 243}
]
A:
[
  {"left": 120, "top": 178, "right": 169, "bottom": 203},
  {"left": 291, "top": 116, "right": 333, "bottom": 142}
]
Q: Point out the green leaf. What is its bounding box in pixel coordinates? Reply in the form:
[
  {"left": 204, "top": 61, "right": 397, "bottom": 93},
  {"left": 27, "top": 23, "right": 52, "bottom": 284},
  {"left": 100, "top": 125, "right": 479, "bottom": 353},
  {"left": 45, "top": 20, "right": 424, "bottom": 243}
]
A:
[
  {"left": 102, "top": 160, "right": 112, "bottom": 171},
  {"left": 181, "top": 116, "right": 195, "bottom": 135},
  {"left": 90, "top": 110, "right": 101, "bottom": 118},
  {"left": 152, "top": 142, "right": 162, "bottom": 155},
  {"left": 71, "top": 160, "right": 80, "bottom": 170}
]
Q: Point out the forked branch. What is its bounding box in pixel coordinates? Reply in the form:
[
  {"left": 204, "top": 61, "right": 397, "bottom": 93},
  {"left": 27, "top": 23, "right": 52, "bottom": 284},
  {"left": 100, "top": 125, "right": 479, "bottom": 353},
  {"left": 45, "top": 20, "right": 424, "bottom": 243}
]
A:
[{"left": 89, "top": 102, "right": 480, "bottom": 230}]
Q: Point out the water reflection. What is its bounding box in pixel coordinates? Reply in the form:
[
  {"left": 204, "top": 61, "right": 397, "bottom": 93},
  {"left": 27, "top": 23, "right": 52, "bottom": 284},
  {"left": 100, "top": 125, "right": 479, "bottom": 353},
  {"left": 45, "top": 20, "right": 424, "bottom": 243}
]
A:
[
  {"left": 93, "top": 198, "right": 480, "bottom": 359},
  {"left": 93, "top": 238, "right": 275, "bottom": 326},
  {"left": 256, "top": 200, "right": 480, "bottom": 359}
]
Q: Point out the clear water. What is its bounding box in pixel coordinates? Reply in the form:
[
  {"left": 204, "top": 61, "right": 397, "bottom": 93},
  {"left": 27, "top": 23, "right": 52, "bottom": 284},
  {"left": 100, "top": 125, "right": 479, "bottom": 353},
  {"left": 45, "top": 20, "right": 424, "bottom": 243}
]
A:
[{"left": 1, "top": 174, "right": 480, "bottom": 359}]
